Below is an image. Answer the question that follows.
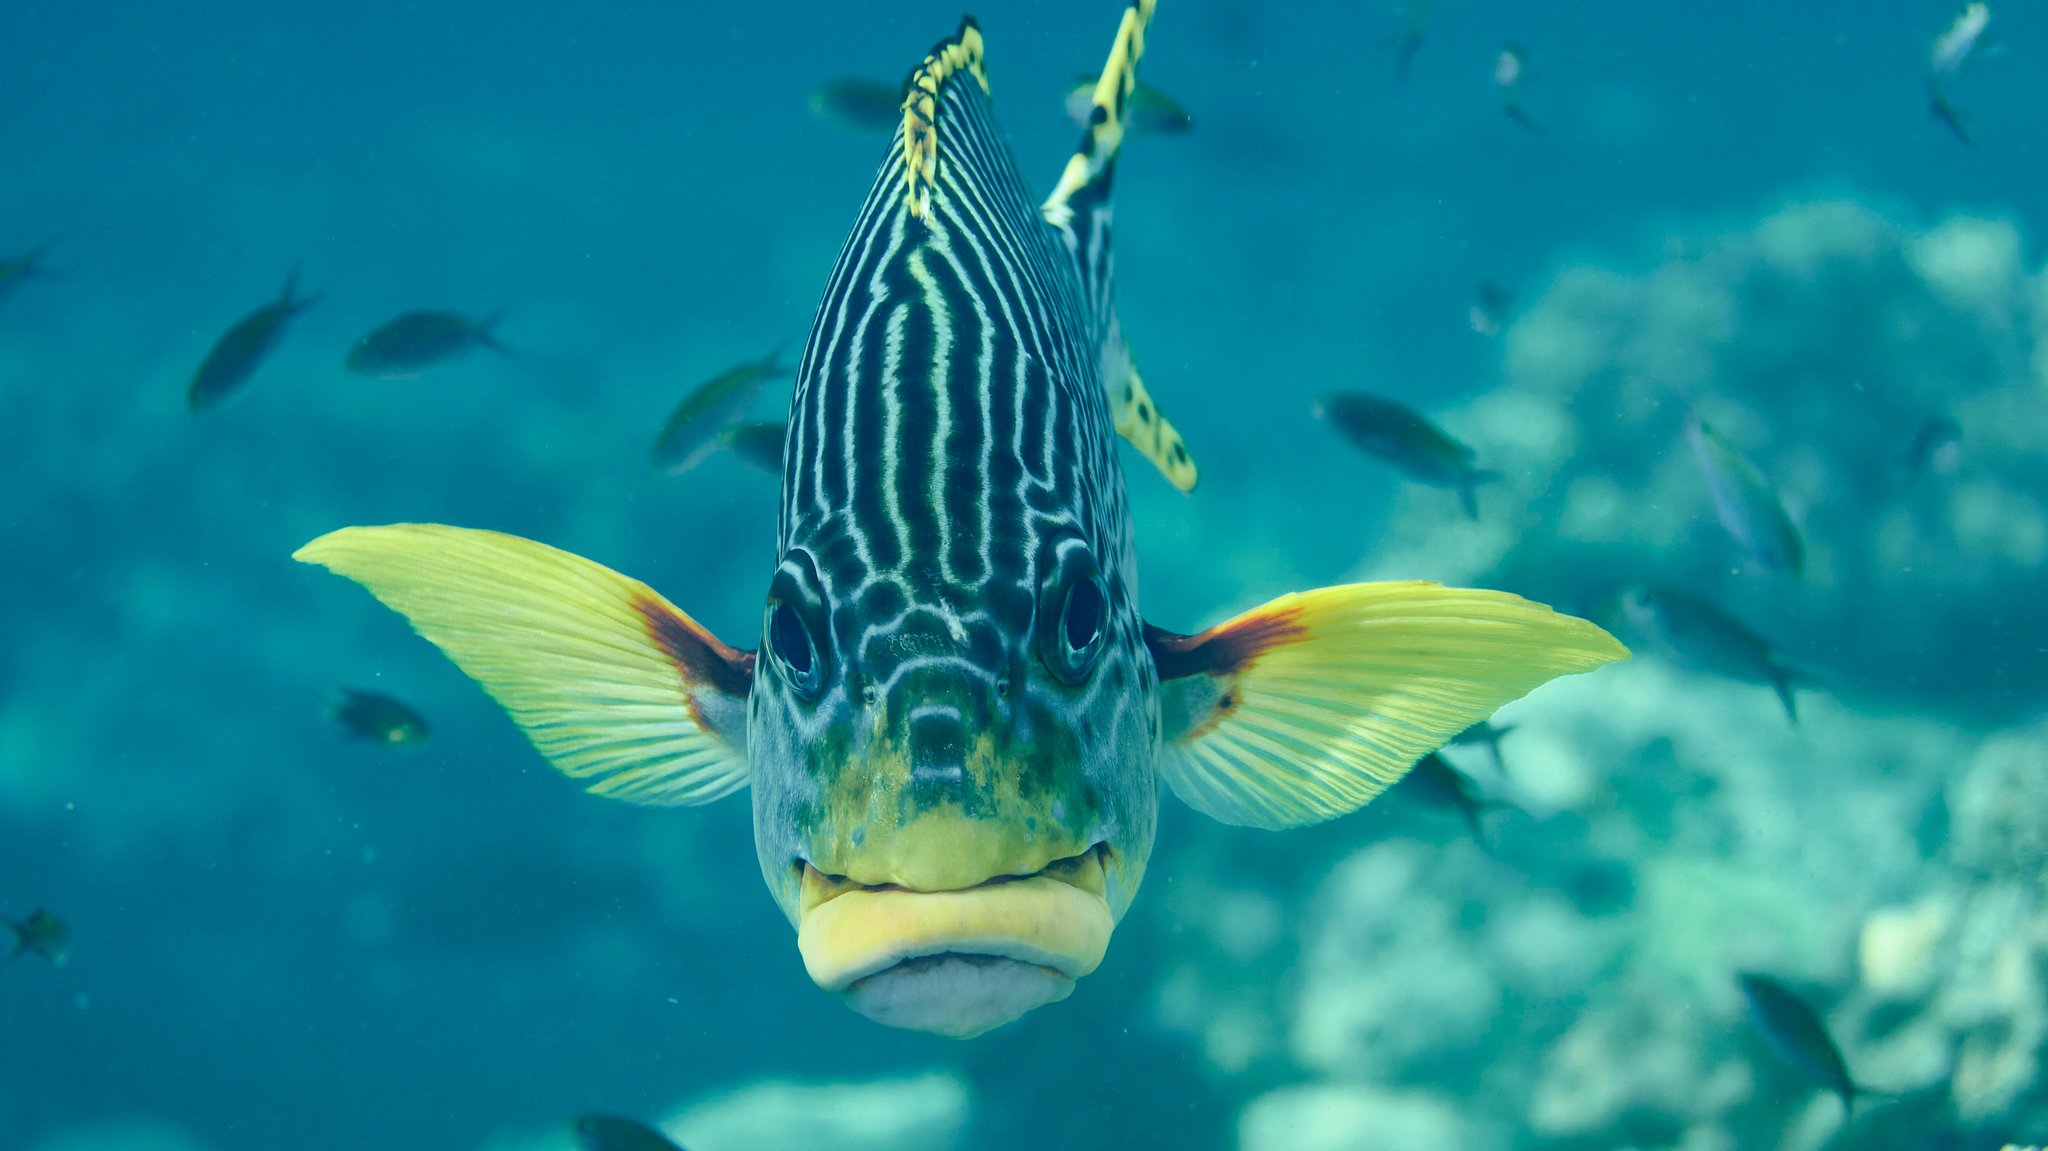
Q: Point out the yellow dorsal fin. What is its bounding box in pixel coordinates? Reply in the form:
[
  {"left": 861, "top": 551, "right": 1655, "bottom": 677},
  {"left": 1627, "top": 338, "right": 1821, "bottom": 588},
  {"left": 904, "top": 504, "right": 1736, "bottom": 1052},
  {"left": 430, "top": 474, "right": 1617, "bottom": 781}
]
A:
[
  {"left": 1044, "top": 0, "right": 1154, "bottom": 226},
  {"left": 900, "top": 17, "right": 989, "bottom": 221},
  {"left": 1103, "top": 315, "right": 1197, "bottom": 491},
  {"left": 1145, "top": 582, "right": 1626, "bottom": 829}
]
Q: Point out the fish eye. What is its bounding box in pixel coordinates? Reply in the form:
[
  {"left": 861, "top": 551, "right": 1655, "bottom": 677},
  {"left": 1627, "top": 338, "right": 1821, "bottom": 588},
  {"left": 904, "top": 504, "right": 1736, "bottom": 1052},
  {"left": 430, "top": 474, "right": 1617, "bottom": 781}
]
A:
[
  {"left": 765, "top": 551, "right": 829, "bottom": 699},
  {"left": 1039, "top": 535, "right": 1109, "bottom": 685}
]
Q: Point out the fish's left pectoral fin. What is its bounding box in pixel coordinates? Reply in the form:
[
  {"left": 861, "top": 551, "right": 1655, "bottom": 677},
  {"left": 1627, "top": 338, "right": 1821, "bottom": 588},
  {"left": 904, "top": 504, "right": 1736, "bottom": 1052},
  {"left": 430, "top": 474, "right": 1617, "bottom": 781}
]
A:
[
  {"left": 293, "top": 524, "right": 754, "bottom": 807},
  {"left": 1146, "top": 582, "right": 1627, "bottom": 829}
]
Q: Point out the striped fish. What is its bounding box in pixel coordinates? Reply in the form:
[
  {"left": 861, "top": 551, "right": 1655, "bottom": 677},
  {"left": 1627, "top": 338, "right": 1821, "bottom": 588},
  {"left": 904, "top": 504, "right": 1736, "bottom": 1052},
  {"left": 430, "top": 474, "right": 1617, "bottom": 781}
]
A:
[{"left": 293, "top": 2, "right": 1626, "bottom": 1039}]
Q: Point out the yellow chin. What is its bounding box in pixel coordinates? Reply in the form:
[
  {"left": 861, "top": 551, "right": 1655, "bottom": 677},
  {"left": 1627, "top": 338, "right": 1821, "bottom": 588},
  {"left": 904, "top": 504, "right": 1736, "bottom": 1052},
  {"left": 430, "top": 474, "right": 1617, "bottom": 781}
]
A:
[{"left": 796, "top": 848, "right": 1114, "bottom": 1039}]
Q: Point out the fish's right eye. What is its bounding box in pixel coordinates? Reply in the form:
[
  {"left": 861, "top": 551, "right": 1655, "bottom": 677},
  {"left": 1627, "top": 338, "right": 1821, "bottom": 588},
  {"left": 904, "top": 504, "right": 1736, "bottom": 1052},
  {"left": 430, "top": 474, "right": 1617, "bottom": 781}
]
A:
[{"left": 766, "top": 552, "right": 830, "bottom": 699}]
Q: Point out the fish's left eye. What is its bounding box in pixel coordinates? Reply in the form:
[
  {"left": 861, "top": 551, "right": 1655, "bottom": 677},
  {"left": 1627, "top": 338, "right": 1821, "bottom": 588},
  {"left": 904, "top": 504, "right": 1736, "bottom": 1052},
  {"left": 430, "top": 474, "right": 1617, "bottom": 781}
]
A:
[
  {"left": 1039, "top": 536, "right": 1109, "bottom": 685},
  {"left": 765, "top": 550, "right": 830, "bottom": 699}
]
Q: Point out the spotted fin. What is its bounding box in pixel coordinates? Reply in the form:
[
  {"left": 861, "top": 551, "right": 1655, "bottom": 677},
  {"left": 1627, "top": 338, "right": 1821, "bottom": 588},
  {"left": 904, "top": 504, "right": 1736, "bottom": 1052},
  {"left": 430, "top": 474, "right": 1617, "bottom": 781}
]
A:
[
  {"left": 1041, "top": 0, "right": 1197, "bottom": 492},
  {"left": 900, "top": 18, "right": 990, "bottom": 222},
  {"left": 294, "top": 524, "right": 753, "bottom": 806},
  {"left": 1145, "top": 582, "right": 1626, "bottom": 829}
]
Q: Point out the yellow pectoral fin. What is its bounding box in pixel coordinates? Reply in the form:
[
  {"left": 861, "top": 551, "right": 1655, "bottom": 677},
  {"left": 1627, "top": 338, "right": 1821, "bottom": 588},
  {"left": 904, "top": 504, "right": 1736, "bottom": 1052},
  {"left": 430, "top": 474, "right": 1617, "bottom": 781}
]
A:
[
  {"left": 1146, "top": 582, "right": 1627, "bottom": 829},
  {"left": 294, "top": 524, "right": 754, "bottom": 806}
]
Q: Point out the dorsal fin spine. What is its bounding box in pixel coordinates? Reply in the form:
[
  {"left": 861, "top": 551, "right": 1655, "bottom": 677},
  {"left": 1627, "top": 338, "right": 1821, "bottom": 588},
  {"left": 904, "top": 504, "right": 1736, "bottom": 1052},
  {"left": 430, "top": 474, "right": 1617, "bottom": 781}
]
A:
[{"left": 900, "top": 17, "right": 990, "bottom": 222}]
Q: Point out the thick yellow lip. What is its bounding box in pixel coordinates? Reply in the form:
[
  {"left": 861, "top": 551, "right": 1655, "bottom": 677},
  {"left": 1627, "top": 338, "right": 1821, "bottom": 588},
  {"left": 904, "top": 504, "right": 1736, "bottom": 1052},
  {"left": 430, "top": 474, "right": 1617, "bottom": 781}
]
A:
[{"left": 796, "top": 846, "right": 1113, "bottom": 994}]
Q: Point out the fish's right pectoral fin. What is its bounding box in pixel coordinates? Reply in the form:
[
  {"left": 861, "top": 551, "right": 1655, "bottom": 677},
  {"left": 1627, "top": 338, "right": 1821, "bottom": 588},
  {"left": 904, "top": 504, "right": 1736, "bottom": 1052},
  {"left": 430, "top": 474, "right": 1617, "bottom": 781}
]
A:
[
  {"left": 294, "top": 524, "right": 754, "bottom": 806},
  {"left": 1145, "top": 582, "right": 1627, "bottom": 829}
]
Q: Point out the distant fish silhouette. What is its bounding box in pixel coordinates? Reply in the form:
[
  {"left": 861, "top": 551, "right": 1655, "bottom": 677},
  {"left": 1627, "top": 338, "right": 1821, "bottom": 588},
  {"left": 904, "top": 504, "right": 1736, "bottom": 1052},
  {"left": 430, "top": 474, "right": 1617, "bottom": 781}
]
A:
[
  {"left": 345, "top": 310, "right": 509, "bottom": 380},
  {"left": 189, "top": 266, "right": 319, "bottom": 410}
]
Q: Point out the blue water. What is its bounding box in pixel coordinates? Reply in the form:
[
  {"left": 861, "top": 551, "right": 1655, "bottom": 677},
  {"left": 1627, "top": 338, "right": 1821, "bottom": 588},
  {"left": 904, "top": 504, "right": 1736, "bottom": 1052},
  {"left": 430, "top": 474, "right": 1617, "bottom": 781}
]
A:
[{"left": 4, "top": 1, "right": 2044, "bottom": 1149}]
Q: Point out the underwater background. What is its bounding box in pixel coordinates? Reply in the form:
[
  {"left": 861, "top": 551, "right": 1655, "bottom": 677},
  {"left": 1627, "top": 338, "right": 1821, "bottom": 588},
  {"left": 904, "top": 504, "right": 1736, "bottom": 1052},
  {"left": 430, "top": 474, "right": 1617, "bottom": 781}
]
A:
[{"left": 3, "top": 0, "right": 2046, "bottom": 1148}]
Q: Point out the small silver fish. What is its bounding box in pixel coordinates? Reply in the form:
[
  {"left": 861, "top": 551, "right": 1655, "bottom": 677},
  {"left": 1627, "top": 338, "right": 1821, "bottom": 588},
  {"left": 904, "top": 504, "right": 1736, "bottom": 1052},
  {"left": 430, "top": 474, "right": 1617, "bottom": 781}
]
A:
[
  {"left": 1619, "top": 584, "right": 1809, "bottom": 723},
  {"left": 808, "top": 78, "right": 904, "bottom": 134},
  {"left": 1928, "top": 4, "right": 1992, "bottom": 146},
  {"left": 1686, "top": 415, "right": 1804, "bottom": 575},
  {"left": 1495, "top": 43, "right": 1542, "bottom": 132},
  {"left": 344, "top": 310, "right": 507, "bottom": 380},
  {"left": 188, "top": 267, "right": 319, "bottom": 410},
  {"left": 1736, "top": 972, "right": 1868, "bottom": 1119},
  {"left": 1448, "top": 719, "right": 1514, "bottom": 776},
  {"left": 1317, "top": 391, "right": 1499, "bottom": 519},
  {"left": 1469, "top": 279, "right": 1511, "bottom": 337},
  {"left": 1399, "top": 751, "right": 1512, "bottom": 846},
  {"left": 569, "top": 1115, "right": 686, "bottom": 1151},
  {"left": 331, "top": 688, "right": 431, "bottom": 746},
  {"left": 4, "top": 908, "right": 71, "bottom": 966},
  {"left": 1900, "top": 415, "right": 1962, "bottom": 484},
  {"left": 719, "top": 419, "right": 787, "bottom": 475},
  {"left": 1065, "top": 76, "right": 1192, "bottom": 135},
  {"left": 1387, "top": 0, "right": 1437, "bottom": 85},
  {"left": 650, "top": 347, "right": 788, "bottom": 476},
  {"left": 0, "top": 241, "right": 56, "bottom": 305}
]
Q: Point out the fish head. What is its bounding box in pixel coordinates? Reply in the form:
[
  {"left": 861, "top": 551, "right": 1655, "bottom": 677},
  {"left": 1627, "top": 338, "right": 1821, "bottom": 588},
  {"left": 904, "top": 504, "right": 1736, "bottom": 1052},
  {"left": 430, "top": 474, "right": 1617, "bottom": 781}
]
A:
[{"left": 748, "top": 523, "right": 1157, "bottom": 1038}]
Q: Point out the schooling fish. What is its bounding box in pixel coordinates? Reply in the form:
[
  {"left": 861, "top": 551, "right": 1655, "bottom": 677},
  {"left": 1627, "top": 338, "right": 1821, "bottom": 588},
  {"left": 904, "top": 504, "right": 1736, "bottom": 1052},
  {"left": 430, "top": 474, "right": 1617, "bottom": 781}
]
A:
[
  {"left": 809, "top": 78, "right": 907, "bottom": 134},
  {"left": 720, "top": 419, "right": 788, "bottom": 476},
  {"left": 1469, "top": 279, "right": 1511, "bottom": 337},
  {"left": 331, "top": 688, "right": 431, "bottom": 746},
  {"left": 1900, "top": 414, "right": 1962, "bottom": 484},
  {"left": 188, "top": 267, "right": 319, "bottom": 410},
  {"left": 1928, "top": 4, "right": 1992, "bottom": 147},
  {"left": 1317, "top": 391, "right": 1499, "bottom": 519},
  {"left": 1495, "top": 43, "right": 1542, "bottom": 133},
  {"left": 1737, "top": 972, "right": 1876, "bottom": 1119},
  {"left": 1619, "top": 584, "right": 1809, "bottom": 723},
  {"left": 344, "top": 310, "right": 507, "bottom": 380},
  {"left": 1065, "top": 76, "right": 1192, "bottom": 134},
  {"left": 0, "top": 241, "right": 55, "bottom": 304},
  {"left": 1386, "top": 0, "right": 1436, "bottom": 86},
  {"left": 569, "top": 1115, "right": 687, "bottom": 1151},
  {"left": 4, "top": 908, "right": 71, "bottom": 966},
  {"left": 295, "top": 2, "right": 1624, "bottom": 1039},
  {"left": 1400, "top": 752, "right": 1513, "bottom": 846},
  {"left": 1686, "top": 415, "right": 1804, "bottom": 576},
  {"left": 650, "top": 347, "right": 789, "bottom": 476},
  {"left": 1449, "top": 718, "right": 1514, "bottom": 775}
]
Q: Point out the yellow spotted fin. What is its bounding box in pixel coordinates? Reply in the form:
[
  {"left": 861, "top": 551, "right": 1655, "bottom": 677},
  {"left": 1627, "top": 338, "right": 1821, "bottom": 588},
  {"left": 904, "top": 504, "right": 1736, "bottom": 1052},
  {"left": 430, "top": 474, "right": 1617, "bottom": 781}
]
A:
[
  {"left": 1145, "top": 582, "right": 1627, "bottom": 829},
  {"left": 900, "top": 18, "right": 989, "bottom": 222},
  {"left": 293, "top": 524, "right": 753, "bottom": 806},
  {"left": 1042, "top": 0, "right": 1197, "bottom": 493}
]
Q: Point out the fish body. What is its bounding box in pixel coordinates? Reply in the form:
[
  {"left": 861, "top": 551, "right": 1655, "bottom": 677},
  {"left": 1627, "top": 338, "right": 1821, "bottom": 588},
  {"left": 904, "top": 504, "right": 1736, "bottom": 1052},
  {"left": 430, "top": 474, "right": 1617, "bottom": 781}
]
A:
[
  {"left": 1065, "top": 76, "right": 1192, "bottom": 134},
  {"left": 345, "top": 310, "right": 505, "bottom": 380},
  {"left": 1686, "top": 415, "right": 1804, "bottom": 575},
  {"left": 4, "top": 909, "right": 71, "bottom": 966},
  {"left": 296, "top": 2, "right": 1624, "bottom": 1039},
  {"left": 720, "top": 419, "right": 788, "bottom": 475},
  {"left": 1737, "top": 972, "right": 1860, "bottom": 1117},
  {"left": 570, "top": 1115, "right": 687, "bottom": 1151},
  {"left": 1495, "top": 43, "right": 1542, "bottom": 132},
  {"left": 809, "top": 78, "right": 906, "bottom": 134},
  {"left": 650, "top": 348, "right": 788, "bottom": 475},
  {"left": 188, "top": 268, "right": 319, "bottom": 410},
  {"left": 1620, "top": 584, "right": 1804, "bottom": 722},
  {"left": 1318, "top": 391, "right": 1498, "bottom": 519},
  {"left": 331, "top": 688, "right": 431, "bottom": 745}
]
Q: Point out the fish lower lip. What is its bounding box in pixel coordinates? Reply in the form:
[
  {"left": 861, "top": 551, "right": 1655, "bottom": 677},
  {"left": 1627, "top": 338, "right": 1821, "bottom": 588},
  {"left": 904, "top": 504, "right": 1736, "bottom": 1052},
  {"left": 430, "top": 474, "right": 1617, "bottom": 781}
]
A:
[{"left": 795, "top": 845, "right": 1113, "bottom": 993}]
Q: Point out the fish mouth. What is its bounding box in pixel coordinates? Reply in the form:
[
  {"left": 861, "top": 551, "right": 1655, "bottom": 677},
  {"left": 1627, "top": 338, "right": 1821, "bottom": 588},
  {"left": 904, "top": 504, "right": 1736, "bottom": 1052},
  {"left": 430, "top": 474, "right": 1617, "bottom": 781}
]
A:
[{"left": 795, "top": 844, "right": 1114, "bottom": 1039}]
